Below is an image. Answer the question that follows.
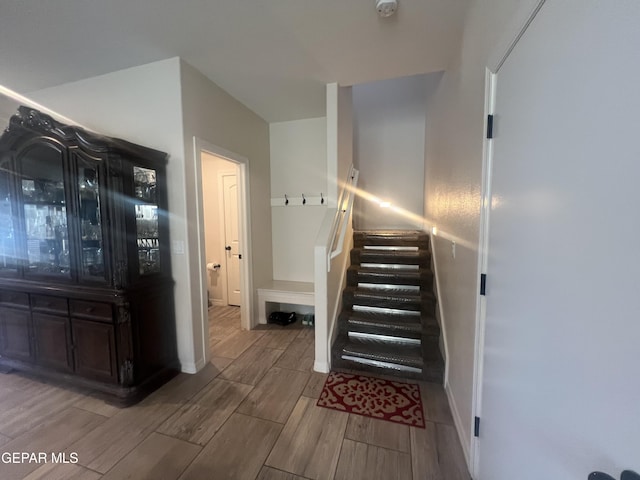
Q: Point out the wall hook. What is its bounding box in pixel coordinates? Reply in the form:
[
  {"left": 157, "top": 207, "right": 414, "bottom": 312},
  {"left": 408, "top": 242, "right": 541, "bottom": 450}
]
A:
[
  {"left": 320, "top": 193, "right": 324, "bottom": 204},
  {"left": 285, "top": 194, "right": 289, "bottom": 205},
  {"left": 302, "top": 194, "right": 306, "bottom": 205}
]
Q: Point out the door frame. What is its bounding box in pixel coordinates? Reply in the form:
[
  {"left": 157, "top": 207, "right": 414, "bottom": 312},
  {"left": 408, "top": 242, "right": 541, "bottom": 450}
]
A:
[
  {"left": 470, "top": 0, "right": 546, "bottom": 477},
  {"left": 217, "top": 169, "right": 238, "bottom": 306},
  {"left": 193, "top": 138, "right": 253, "bottom": 362}
]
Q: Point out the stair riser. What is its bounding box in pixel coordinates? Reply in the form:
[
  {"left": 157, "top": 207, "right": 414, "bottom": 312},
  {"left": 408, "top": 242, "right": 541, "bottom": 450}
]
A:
[
  {"left": 347, "top": 269, "right": 433, "bottom": 289},
  {"left": 351, "top": 250, "right": 431, "bottom": 267}
]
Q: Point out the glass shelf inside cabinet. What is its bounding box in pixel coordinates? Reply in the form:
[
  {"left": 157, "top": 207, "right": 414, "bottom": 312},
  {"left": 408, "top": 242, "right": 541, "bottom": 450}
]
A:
[
  {"left": 79, "top": 166, "right": 104, "bottom": 278},
  {"left": 134, "top": 167, "right": 160, "bottom": 276},
  {"left": 133, "top": 166, "right": 157, "bottom": 204},
  {"left": 136, "top": 204, "right": 159, "bottom": 275}
]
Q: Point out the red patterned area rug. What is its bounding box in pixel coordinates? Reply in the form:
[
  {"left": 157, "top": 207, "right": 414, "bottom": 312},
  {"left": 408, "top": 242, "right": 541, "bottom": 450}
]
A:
[{"left": 317, "top": 371, "right": 425, "bottom": 428}]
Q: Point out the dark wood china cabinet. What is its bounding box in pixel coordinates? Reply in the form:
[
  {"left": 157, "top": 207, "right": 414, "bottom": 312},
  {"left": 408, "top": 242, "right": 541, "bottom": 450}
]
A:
[{"left": 0, "top": 106, "right": 178, "bottom": 405}]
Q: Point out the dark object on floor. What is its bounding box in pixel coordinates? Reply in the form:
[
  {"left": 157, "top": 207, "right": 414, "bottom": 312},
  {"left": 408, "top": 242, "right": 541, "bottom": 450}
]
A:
[
  {"left": 268, "top": 311, "right": 297, "bottom": 326},
  {"left": 589, "top": 471, "right": 640, "bottom": 480},
  {"left": 317, "top": 371, "right": 425, "bottom": 428},
  {"left": 622, "top": 471, "right": 640, "bottom": 480},
  {"left": 589, "top": 474, "right": 615, "bottom": 480},
  {"left": 302, "top": 313, "right": 315, "bottom": 326}
]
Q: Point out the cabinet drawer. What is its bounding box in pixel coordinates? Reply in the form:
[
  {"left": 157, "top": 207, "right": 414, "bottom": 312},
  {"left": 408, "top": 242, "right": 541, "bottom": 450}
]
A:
[
  {"left": 31, "top": 295, "right": 68, "bottom": 314},
  {"left": 0, "top": 290, "right": 29, "bottom": 308},
  {"left": 70, "top": 300, "right": 113, "bottom": 321}
]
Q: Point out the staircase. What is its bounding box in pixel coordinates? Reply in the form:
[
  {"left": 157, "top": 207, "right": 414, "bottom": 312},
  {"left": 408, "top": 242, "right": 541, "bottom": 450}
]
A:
[{"left": 331, "top": 230, "right": 444, "bottom": 382}]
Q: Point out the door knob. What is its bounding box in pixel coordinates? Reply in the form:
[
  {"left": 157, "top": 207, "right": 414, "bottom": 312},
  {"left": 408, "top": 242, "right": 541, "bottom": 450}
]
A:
[{"left": 225, "top": 246, "right": 231, "bottom": 251}]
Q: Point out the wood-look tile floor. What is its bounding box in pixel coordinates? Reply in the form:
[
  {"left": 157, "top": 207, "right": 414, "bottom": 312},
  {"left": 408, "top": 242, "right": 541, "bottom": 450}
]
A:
[{"left": 0, "top": 305, "right": 470, "bottom": 480}]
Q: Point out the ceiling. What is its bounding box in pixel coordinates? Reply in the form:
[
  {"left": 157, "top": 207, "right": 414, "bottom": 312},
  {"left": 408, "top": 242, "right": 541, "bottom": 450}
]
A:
[{"left": 0, "top": 0, "right": 469, "bottom": 122}]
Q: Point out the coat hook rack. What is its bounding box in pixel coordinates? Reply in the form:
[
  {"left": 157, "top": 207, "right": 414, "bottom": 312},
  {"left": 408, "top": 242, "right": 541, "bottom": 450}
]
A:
[{"left": 270, "top": 194, "right": 324, "bottom": 206}]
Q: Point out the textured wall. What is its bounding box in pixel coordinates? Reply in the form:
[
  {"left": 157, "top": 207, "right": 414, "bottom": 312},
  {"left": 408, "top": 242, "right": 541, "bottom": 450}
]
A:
[{"left": 423, "top": 0, "right": 532, "bottom": 463}]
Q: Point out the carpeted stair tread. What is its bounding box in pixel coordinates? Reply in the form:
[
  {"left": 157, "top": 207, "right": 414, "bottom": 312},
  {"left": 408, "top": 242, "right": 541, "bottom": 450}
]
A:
[
  {"left": 347, "top": 265, "right": 433, "bottom": 287},
  {"left": 332, "top": 335, "right": 444, "bottom": 382},
  {"left": 341, "top": 336, "right": 424, "bottom": 369},
  {"left": 342, "top": 310, "right": 440, "bottom": 338},
  {"left": 351, "top": 248, "right": 431, "bottom": 266},
  {"left": 341, "top": 310, "right": 423, "bottom": 338},
  {"left": 354, "top": 230, "right": 430, "bottom": 248},
  {"left": 343, "top": 286, "right": 435, "bottom": 312}
]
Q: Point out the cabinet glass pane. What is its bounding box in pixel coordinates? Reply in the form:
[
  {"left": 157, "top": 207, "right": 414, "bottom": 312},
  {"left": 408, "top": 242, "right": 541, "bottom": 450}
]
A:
[
  {"left": 0, "top": 169, "right": 17, "bottom": 272},
  {"left": 21, "top": 145, "right": 70, "bottom": 277},
  {"left": 133, "top": 166, "right": 156, "bottom": 203},
  {"left": 79, "top": 165, "right": 104, "bottom": 278},
  {"left": 134, "top": 167, "right": 160, "bottom": 275}
]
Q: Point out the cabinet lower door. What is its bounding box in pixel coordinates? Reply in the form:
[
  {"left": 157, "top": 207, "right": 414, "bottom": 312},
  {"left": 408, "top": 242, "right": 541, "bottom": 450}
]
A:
[
  {"left": 33, "top": 313, "right": 73, "bottom": 372},
  {"left": 0, "top": 307, "right": 33, "bottom": 362},
  {"left": 71, "top": 319, "right": 117, "bottom": 383}
]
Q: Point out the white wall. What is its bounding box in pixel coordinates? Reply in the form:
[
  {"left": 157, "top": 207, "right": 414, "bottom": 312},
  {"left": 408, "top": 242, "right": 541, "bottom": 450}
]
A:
[
  {"left": 326, "top": 83, "right": 353, "bottom": 207},
  {"left": 423, "top": 0, "right": 532, "bottom": 465},
  {"left": 180, "top": 60, "right": 271, "bottom": 367},
  {"left": 314, "top": 83, "right": 354, "bottom": 373},
  {"left": 353, "top": 74, "right": 439, "bottom": 230},
  {"left": 201, "top": 152, "right": 236, "bottom": 304},
  {"left": 270, "top": 118, "right": 327, "bottom": 282},
  {"left": 27, "top": 57, "right": 195, "bottom": 368}
]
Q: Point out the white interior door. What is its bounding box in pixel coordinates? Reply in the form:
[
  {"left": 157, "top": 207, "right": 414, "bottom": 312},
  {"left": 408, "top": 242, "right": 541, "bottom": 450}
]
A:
[
  {"left": 223, "top": 173, "right": 241, "bottom": 306},
  {"left": 479, "top": 1, "right": 640, "bottom": 478}
]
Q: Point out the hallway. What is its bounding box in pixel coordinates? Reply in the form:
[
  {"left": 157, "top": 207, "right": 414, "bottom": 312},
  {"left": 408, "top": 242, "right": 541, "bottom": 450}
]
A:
[{"left": 0, "top": 306, "right": 468, "bottom": 479}]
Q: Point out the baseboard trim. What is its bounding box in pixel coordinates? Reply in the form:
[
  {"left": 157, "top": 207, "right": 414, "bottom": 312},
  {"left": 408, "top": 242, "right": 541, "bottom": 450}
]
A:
[
  {"left": 180, "top": 357, "right": 206, "bottom": 374},
  {"left": 428, "top": 230, "right": 450, "bottom": 383},
  {"left": 445, "top": 382, "right": 472, "bottom": 472},
  {"left": 314, "top": 360, "right": 330, "bottom": 373}
]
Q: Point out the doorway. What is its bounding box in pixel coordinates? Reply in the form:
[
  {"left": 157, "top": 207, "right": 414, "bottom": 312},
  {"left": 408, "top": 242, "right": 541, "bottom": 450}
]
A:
[
  {"left": 201, "top": 156, "right": 240, "bottom": 309},
  {"left": 194, "top": 139, "right": 253, "bottom": 365}
]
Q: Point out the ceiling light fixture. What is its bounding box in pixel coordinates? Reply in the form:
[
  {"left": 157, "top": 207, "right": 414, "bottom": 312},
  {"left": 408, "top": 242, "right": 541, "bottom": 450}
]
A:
[{"left": 376, "top": 0, "right": 398, "bottom": 18}]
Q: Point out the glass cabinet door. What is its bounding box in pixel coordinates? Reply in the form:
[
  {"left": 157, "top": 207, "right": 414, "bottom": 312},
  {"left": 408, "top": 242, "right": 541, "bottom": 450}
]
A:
[
  {"left": 77, "top": 158, "right": 105, "bottom": 280},
  {"left": 0, "top": 160, "right": 17, "bottom": 274},
  {"left": 133, "top": 166, "right": 160, "bottom": 275},
  {"left": 20, "top": 144, "right": 71, "bottom": 277}
]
